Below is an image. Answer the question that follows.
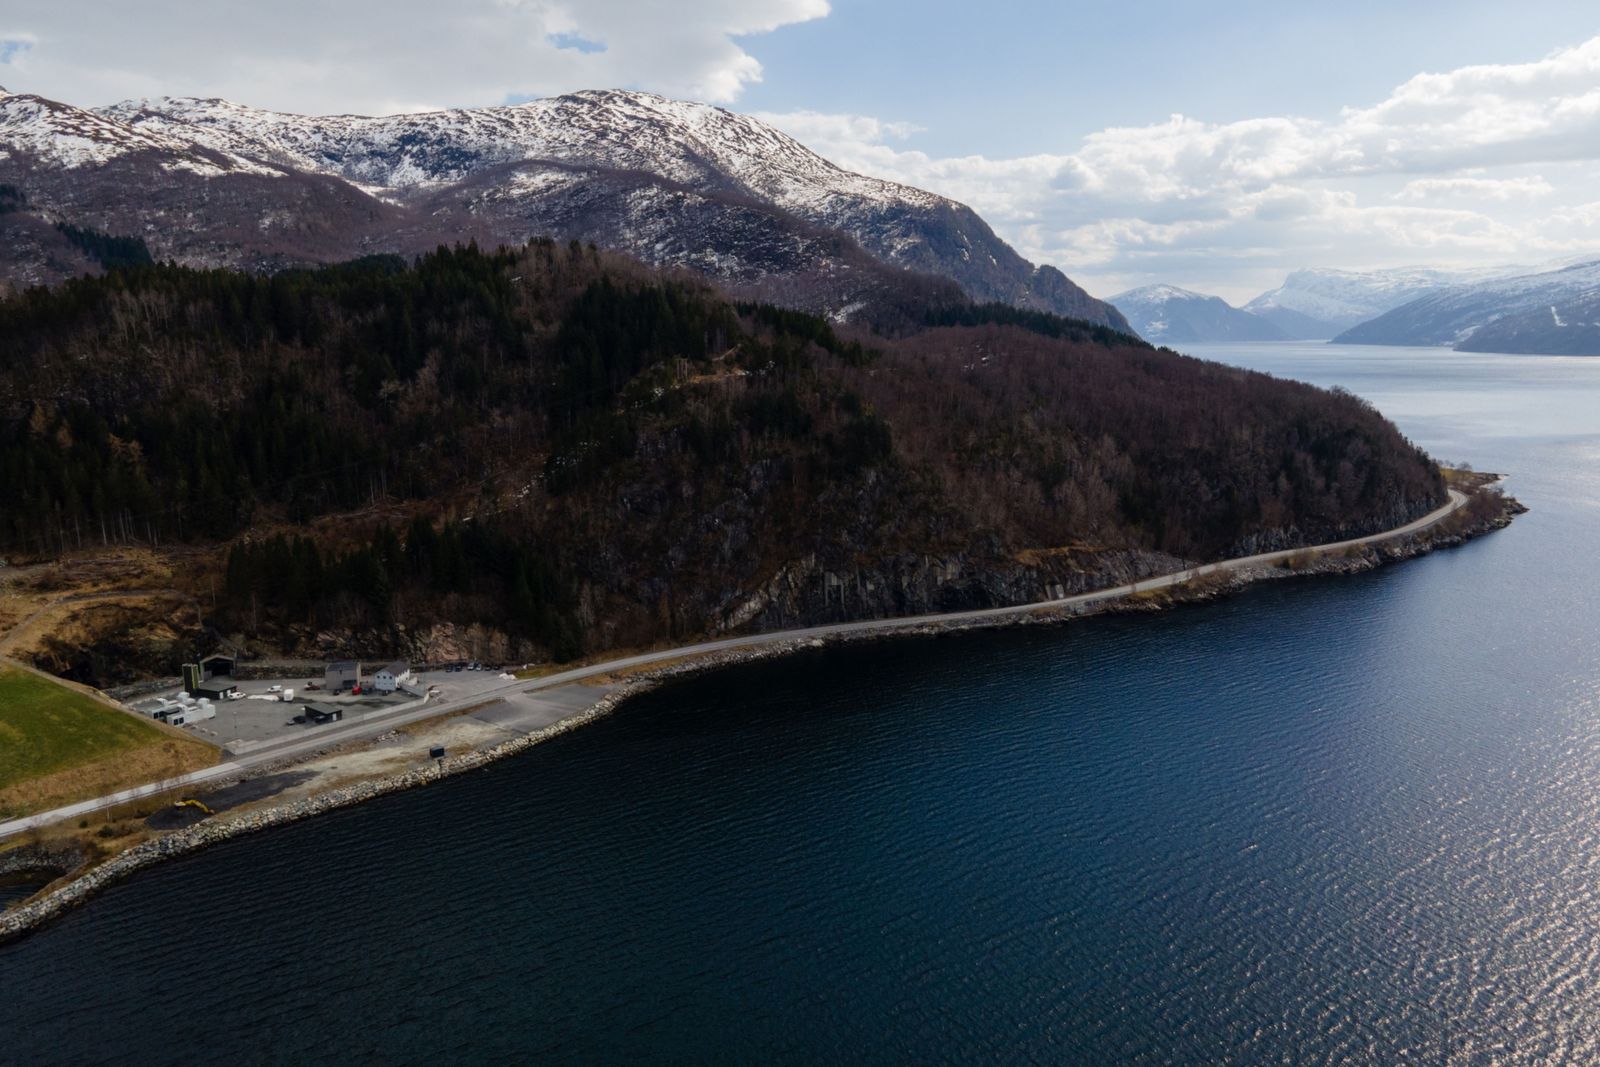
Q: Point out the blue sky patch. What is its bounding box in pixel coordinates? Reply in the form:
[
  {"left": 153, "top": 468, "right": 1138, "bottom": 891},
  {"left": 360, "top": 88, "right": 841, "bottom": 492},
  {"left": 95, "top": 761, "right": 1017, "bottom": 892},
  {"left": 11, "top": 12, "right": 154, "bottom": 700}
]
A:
[{"left": 546, "top": 32, "right": 605, "bottom": 56}]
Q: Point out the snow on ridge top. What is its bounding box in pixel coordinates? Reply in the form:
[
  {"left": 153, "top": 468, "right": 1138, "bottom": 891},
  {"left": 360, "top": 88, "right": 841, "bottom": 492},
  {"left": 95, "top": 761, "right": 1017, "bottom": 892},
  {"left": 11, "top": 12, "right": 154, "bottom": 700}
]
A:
[
  {"left": 1111, "top": 283, "right": 1217, "bottom": 304},
  {"left": 1428, "top": 257, "right": 1600, "bottom": 302},
  {"left": 94, "top": 88, "right": 949, "bottom": 213},
  {"left": 552, "top": 88, "right": 946, "bottom": 210},
  {"left": 1, "top": 90, "right": 278, "bottom": 173},
  {"left": 1255, "top": 263, "right": 1535, "bottom": 310},
  {"left": 1243, "top": 265, "right": 1488, "bottom": 321}
]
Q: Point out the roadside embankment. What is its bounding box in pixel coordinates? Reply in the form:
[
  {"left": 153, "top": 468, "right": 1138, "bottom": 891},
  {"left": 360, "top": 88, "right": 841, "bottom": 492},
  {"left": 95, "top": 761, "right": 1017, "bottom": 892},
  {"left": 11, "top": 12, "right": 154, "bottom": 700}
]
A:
[{"left": 0, "top": 480, "right": 1522, "bottom": 943}]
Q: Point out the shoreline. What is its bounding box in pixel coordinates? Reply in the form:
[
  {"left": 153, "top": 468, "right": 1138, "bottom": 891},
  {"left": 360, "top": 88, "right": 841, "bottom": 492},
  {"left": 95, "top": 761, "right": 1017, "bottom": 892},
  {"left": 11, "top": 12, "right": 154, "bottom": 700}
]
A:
[{"left": 0, "top": 487, "right": 1520, "bottom": 944}]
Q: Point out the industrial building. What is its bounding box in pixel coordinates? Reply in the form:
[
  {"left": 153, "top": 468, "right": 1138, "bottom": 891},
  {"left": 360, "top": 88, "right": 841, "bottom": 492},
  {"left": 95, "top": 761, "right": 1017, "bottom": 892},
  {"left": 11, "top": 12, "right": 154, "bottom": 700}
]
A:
[
  {"left": 324, "top": 661, "right": 360, "bottom": 692},
  {"left": 182, "top": 653, "right": 238, "bottom": 693},
  {"left": 192, "top": 677, "right": 240, "bottom": 701}
]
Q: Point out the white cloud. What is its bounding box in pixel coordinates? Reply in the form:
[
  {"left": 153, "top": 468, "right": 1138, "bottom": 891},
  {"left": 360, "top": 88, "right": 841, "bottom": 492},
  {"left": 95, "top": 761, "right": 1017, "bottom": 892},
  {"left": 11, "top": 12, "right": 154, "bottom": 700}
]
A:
[
  {"left": 1395, "top": 176, "right": 1554, "bottom": 201},
  {"left": 6, "top": 6, "right": 1600, "bottom": 300},
  {"left": 0, "top": 0, "right": 829, "bottom": 113},
  {"left": 760, "top": 36, "right": 1600, "bottom": 301}
]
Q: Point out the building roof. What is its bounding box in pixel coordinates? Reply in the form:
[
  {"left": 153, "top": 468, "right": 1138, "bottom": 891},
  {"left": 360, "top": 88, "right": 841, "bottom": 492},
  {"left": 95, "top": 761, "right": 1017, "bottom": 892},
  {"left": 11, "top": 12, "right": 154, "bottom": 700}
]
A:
[
  {"left": 326, "top": 660, "right": 360, "bottom": 671},
  {"left": 379, "top": 660, "right": 408, "bottom": 676}
]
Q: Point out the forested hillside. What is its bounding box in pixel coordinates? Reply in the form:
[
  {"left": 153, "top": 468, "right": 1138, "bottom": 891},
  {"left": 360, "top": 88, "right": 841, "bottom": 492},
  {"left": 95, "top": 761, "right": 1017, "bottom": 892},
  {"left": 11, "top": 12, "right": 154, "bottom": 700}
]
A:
[{"left": 0, "top": 241, "right": 1444, "bottom": 661}]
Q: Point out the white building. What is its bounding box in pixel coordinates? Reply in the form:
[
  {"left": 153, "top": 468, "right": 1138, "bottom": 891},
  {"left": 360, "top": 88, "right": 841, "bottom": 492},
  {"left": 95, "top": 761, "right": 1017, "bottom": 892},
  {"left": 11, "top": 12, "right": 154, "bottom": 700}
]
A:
[{"left": 373, "top": 661, "right": 415, "bottom": 693}]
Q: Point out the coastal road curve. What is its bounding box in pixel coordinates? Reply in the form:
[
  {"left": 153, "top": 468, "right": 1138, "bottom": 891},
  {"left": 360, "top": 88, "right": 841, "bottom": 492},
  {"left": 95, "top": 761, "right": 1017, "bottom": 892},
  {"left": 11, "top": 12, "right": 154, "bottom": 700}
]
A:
[{"left": 0, "top": 489, "right": 1468, "bottom": 840}]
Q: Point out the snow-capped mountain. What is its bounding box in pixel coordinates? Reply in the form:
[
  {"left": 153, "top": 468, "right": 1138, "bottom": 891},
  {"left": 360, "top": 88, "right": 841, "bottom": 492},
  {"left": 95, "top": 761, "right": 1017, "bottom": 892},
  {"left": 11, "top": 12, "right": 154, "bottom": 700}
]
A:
[
  {"left": 0, "top": 87, "right": 1127, "bottom": 329},
  {"left": 1335, "top": 259, "right": 1600, "bottom": 352},
  {"left": 1243, "top": 266, "right": 1516, "bottom": 339},
  {"left": 0, "top": 90, "right": 278, "bottom": 176},
  {"left": 1456, "top": 287, "right": 1600, "bottom": 355},
  {"left": 1109, "top": 284, "right": 1287, "bottom": 344},
  {"left": 98, "top": 91, "right": 934, "bottom": 209}
]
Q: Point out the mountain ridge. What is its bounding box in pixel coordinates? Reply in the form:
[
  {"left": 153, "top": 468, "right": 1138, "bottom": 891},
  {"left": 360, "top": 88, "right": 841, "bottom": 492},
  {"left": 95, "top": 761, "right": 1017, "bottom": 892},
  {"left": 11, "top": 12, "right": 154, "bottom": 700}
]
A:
[
  {"left": 1334, "top": 259, "right": 1600, "bottom": 350},
  {"left": 1242, "top": 266, "right": 1507, "bottom": 339},
  {"left": 1110, "top": 284, "right": 1287, "bottom": 343},
  {"left": 0, "top": 86, "right": 1129, "bottom": 331}
]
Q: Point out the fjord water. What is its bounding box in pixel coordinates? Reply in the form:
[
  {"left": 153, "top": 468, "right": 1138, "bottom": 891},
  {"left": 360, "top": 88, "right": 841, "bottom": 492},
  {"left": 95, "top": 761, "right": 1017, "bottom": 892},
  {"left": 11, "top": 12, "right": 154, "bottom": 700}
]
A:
[{"left": 5, "top": 343, "right": 1600, "bottom": 1064}]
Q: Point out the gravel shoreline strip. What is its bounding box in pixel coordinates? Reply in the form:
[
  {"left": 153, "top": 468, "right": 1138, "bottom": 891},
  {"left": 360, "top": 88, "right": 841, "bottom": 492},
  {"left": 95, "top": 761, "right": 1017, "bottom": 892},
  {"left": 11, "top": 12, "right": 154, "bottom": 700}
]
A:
[{"left": 0, "top": 501, "right": 1517, "bottom": 944}]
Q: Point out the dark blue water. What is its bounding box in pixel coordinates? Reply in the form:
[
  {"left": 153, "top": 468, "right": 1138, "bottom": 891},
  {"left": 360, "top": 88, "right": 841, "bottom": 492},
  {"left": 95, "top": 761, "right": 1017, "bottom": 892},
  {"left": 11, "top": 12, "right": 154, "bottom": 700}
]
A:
[
  {"left": 4, "top": 343, "right": 1600, "bottom": 1064},
  {"left": 0, "top": 877, "right": 49, "bottom": 907}
]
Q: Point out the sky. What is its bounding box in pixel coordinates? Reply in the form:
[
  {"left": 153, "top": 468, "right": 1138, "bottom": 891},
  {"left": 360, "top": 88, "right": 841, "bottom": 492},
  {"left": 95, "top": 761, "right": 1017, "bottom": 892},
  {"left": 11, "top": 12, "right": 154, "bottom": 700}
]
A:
[{"left": 3, "top": 1, "right": 1600, "bottom": 302}]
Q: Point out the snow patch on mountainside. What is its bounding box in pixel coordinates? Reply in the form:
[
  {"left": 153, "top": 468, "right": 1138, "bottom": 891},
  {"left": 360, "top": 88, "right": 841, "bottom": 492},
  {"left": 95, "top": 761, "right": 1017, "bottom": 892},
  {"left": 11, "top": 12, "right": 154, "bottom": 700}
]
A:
[
  {"left": 1338, "top": 258, "right": 1600, "bottom": 349},
  {"left": 1244, "top": 264, "right": 1537, "bottom": 336},
  {"left": 0, "top": 90, "right": 279, "bottom": 175},
  {"left": 0, "top": 85, "right": 1127, "bottom": 329},
  {"left": 96, "top": 90, "right": 944, "bottom": 217}
]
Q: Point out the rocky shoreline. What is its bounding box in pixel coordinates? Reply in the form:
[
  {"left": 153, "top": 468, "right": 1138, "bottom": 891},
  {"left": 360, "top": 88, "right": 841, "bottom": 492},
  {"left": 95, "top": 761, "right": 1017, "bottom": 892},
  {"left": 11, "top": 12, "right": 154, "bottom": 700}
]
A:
[{"left": 0, "top": 491, "right": 1521, "bottom": 945}]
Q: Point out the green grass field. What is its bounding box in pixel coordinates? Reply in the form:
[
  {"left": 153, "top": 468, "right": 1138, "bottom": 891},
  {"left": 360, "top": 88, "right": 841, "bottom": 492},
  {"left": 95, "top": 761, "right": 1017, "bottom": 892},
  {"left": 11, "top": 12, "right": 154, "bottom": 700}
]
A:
[
  {"left": 0, "top": 667, "right": 170, "bottom": 789},
  {"left": 0, "top": 666, "right": 216, "bottom": 817}
]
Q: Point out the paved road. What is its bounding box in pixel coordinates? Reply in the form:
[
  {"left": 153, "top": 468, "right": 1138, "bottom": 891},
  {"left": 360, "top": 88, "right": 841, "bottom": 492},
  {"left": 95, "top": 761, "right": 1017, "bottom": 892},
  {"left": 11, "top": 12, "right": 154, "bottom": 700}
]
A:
[{"left": 0, "top": 489, "right": 1466, "bottom": 840}]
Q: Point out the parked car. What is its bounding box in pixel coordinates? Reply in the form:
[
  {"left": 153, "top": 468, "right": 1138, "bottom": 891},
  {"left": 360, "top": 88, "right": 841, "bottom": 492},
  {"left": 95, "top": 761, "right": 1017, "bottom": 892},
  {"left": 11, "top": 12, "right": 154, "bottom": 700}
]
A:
[{"left": 267, "top": 684, "right": 283, "bottom": 694}]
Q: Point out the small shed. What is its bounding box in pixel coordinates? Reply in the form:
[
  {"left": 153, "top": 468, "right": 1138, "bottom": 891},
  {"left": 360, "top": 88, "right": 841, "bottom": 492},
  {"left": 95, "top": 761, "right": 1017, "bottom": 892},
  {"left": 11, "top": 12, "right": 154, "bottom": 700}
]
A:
[
  {"left": 373, "top": 661, "right": 414, "bottom": 694},
  {"left": 324, "top": 661, "right": 361, "bottom": 691},
  {"left": 306, "top": 703, "right": 345, "bottom": 725},
  {"left": 193, "top": 677, "right": 239, "bottom": 701}
]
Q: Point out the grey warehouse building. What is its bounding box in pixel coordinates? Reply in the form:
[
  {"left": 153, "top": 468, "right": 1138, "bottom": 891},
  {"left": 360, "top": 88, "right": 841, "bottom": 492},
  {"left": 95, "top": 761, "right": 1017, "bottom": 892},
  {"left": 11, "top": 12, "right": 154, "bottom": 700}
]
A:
[{"left": 324, "top": 661, "right": 360, "bottom": 691}]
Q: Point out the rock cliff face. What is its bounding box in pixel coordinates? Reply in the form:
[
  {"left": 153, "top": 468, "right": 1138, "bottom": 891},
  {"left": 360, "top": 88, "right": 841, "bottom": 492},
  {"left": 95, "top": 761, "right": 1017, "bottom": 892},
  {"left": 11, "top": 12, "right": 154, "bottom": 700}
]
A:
[
  {"left": 0, "top": 87, "right": 1127, "bottom": 329},
  {"left": 713, "top": 548, "right": 1187, "bottom": 636}
]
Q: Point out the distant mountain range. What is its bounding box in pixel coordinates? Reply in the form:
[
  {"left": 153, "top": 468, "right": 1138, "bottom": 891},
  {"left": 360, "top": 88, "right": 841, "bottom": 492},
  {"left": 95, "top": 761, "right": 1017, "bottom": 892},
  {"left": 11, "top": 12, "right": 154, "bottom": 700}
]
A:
[
  {"left": 1106, "top": 269, "right": 1532, "bottom": 346},
  {"left": 0, "top": 86, "right": 1129, "bottom": 331},
  {"left": 1335, "top": 259, "right": 1600, "bottom": 352},
  {"left": 1109, "top": 285, "right": 1287, "bottom": 344},
  {"left": 1242, "top": 267, "right": 1518, "bottom": 339},
  {"left": 1118, "top": 261, "right": 1600, "bottom": 355},
  {"left": 8, "top": 82, "right": 1598, "bottom": 355},
  {"left": 1457, "top": 288, "right": 1600, "bottom": 355}
]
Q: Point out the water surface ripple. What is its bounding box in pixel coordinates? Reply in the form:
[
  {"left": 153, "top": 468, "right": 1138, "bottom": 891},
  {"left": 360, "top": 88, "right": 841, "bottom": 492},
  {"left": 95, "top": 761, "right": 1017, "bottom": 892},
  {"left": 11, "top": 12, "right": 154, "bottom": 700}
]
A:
[{"left": 4, "top": 343, "right": 1600, "bottom": 1064}]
